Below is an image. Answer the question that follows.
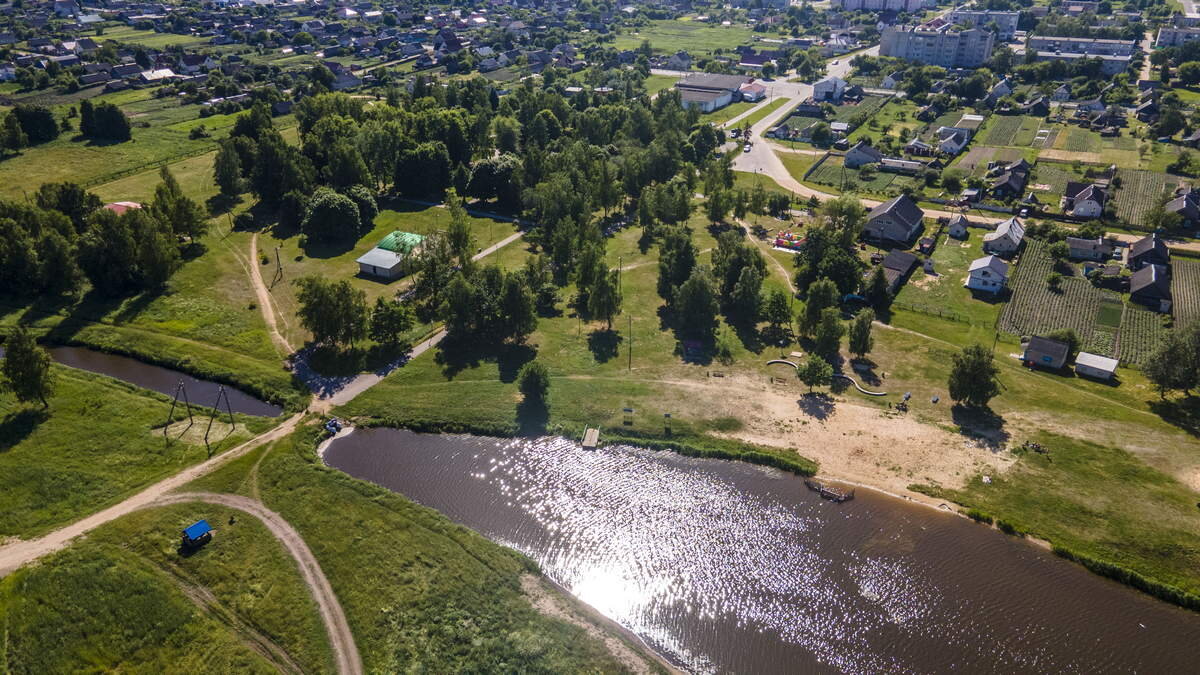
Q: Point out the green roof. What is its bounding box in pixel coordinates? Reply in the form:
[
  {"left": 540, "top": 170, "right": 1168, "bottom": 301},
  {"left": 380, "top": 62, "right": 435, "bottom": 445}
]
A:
[{"left": 376, "top": 231, "right": 425, "bottom": 255}]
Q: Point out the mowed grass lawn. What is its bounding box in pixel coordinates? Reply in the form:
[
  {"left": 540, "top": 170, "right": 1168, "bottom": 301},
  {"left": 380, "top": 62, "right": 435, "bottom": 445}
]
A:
[
  {"left": 735, "top": 97, "right": 790, "bottom": 128},
  {"left": 702, "top": 100, "right": 756, "bottom": 125},
  {"left": 187, "top": 427, "right": 644, "bottom": 673},
  {"left": 611, "top": 18, "right": 754, "bottom": 55},
  {"left": 644, "top": 73, "right": 679, "bottom": 95},
  {"left": 0, "top": 366, "right": 275, "bottom": 539},
  {"left": 894, "top": 231, "right": 1004, "bottom": 328},
  {"left": 94, "top": 24, "right": 211, "bottom": 49},
  {"left": 0, "top": 502, "right": 332, "bottom": 673}
]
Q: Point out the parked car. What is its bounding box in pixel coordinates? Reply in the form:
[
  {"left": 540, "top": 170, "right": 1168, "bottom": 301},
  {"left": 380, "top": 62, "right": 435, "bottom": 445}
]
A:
[{"left": 743, "top": 144, "right": 752, "bottom": 153}]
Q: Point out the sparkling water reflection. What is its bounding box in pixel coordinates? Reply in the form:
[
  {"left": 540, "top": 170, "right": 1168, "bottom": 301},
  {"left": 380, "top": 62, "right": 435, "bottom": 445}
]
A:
[{"left": 325, "top": 430, "right": 1200, "bottom": 673}]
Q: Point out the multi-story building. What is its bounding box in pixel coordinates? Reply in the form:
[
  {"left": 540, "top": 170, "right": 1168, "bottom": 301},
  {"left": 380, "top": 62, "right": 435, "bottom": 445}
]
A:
[
  {"left": 1033, "top": 51, "right": 1131, "bottom": 75},
  {"left": 947, "top": 8, "right": 1020, "bottom": 41},
  {"left": 1155, "top": 26, "right": 1200, "bottom": 48},
  {"left": 833, "top": 0, "right": 924, "bottom": 12},
  {"left": 880, "top": 24, "right": 995, "bottom": 69},
  {"left": 1026, "top": 36, "right": 1137, "bottom": 56}
]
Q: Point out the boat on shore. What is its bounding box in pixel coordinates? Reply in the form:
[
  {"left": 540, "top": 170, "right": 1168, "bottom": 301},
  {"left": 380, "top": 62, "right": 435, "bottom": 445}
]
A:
[{"left": 805, "top": 479, "right": 855, "bottom": 503}]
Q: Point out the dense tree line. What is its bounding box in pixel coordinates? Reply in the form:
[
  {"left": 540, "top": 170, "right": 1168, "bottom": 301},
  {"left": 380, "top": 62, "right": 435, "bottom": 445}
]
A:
[{"left": 79, "top": 100, "right": 132, "bottom": 142}]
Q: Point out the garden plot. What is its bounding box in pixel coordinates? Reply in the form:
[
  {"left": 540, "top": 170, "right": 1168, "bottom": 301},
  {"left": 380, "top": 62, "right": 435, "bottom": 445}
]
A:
[
  {"left": 1113, "top": 169, "right": 1180, "bottom": 226},
  {"left": 1171, "top": 259, "right": 1200, "bottom": 326}
]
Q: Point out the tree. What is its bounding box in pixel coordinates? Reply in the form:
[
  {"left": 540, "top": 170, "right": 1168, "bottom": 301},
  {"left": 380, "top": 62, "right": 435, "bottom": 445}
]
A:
[
  {"left": 444, "top": 188, "right": 475, "bottom": 271},
  {"left": 149, "top": 166, "right": 208, "bottom": 242},
  {"left": 848, "top": 309, "right": 874, "bottom": 360},
  {"left": 864, "top": 265, "right": 891, "bottom": 308},
  {"left": 796, "top": 354, "right": 833, "bottom": 392},
  {"left": 394, "top": 142, "right": 452, "bottom": 197},
  {"left": 1047, "top": 240, "right": 1069, "bottom": 265},
  {"left": 0, "top": 325, "right": 54, "bottom": 407},
  {"left": 34, "top": 182, "right": 100, "bottom": 231},
  {"left": 79, "top": 99, "right": 95, "bottom": 136},
  {"left": 1046, "top": 328, "right": 1081, "bottom": 361},
  {"left": 294, "top": 276, "right": 369, "bottom": 348},
  {"left": 1142, "top": 321, "right": 1200, "bottom": 397},
  {"left": 214, "top": 140, "right": 244, "bottom": 196},
  {"left": 0, "top": 112, "right": 28, "bottom": 155},
  {"left": 763, "top": 289, "right": 792, "bottom": 336},
  {"left": 705, "top": 188, "right": 731, "bottom": 223},
  {"left": 813, "top": 307, "right": 845, "bottom": 361},
  {"left": 674, "top": 266, "right": 719, "bottom": 340},
  {"left": 588, "top": 268, "right": 622, "bottom": 329},
  {"left": 12, "top": 104, "right": 59, "bottom": 144},
  {"left": 799, "top": 277, "right": 838, "bottom": 335},
  {"left": 85, "top": 102, "right": 131, "bottom": 141},
  {"left": 657, "top": 226, "right": 697, "bottom": 301},
  {"left": 942, "top": 170, "right": 964, "bottom": 195},
  {"left": 301, "top": 187, "right": 360, "bottom": 242},
  {"left": 948, "top": 344, "right": 1001, "bottom": 408},
  {"left": 518, "top": 360, "right": 551, "bottom": 405},
  {"left": 730, "top": 265, "right": 763, "bottom": 323},
  {"left": 368, "top": 297, "right": 414, "bottom": 347},
  {"left": 499, "top": 272, "right": 538, "bottom": 341},
  {"left": 1180, "top": 61, "right": 1200, "bottom": 86}
]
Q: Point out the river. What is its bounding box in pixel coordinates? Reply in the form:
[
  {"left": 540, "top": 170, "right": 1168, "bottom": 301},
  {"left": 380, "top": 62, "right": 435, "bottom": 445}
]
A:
[
  {"left": 0, "top": 345, "right": 281, "bottom": 416},
  {"left": 325, "top": 429, "right": 1200, "bottom": 673}
]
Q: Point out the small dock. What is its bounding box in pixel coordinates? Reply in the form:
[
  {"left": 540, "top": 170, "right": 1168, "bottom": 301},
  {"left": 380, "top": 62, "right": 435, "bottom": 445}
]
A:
[
  {"left": 805, "top": 479, "right": 855, "bottom": 503},
  {"left": 582, "top": 427, "right": 600, "bottom": 449}
]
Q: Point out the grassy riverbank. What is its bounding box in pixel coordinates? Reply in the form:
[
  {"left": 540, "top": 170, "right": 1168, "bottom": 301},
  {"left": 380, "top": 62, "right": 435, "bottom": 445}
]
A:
[
  {"left": 0, "top": 366, "right": 276, "bottom": 539},
  {"left": 0, "top": 502, "right": 332, "bottom": 673},
  {"left": 188, "top": 424, "right": 663, "bottom": 672}
]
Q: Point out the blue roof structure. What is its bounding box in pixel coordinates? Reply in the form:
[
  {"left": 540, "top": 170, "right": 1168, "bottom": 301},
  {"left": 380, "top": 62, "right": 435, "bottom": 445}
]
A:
[{"left": 183, "top": 519, "right": 212, "bottom": 540}]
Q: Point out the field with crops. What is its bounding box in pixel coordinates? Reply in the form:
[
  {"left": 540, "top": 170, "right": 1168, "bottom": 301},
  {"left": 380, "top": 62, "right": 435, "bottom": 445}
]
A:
[
  {"left": 1114, "top": 170, "right": 1179, "bottom": 226},
  {"left": 830, "top": 95, "right": 890, "bottom": 125},
  {"left": 999, "top": 239, "right": 1165, "bottom": 363},
  {"left": 1064, "top": 127, "right": 1101, "bottom": 153},
  {"left": 1171, "top": 259, "right": 1200, "bottom": 326},
  {"left": 808, "top": 156, "right": 901, "bottom": 193}
]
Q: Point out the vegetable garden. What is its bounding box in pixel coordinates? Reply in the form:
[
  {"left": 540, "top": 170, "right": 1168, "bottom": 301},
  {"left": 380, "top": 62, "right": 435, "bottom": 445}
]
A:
[
  {"left": 1171, "top": 259, "right": 1200, "bottom": 327},
  {"left": 1113, "top": 170, "right": 1178, "bottom": 226},
  {"left": 999, "top": 239, "right": 1166, "bottom": 364}
]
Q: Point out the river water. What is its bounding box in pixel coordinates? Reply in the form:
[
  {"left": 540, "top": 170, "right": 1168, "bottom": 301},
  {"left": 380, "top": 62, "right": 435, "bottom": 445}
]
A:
[
  {"left": 0, "top": 345, "right": 281, "bottom": 416},
  {"left": 325, "top": 429, "right": 1200, "bottom": 674}
]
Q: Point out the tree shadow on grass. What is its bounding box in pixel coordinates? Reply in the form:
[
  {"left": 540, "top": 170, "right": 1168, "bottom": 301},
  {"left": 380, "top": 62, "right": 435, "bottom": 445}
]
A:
[
  {"left": 497, "top": 342, "right": 537, "bottom": 383},
  {"left": 797, "top": 392, "right": 835, "bottom": 420},
  {"left": 950, "top": 404, "right": 1011, "bottom": 451},
  {"left": 206, "top": 193, "right": 241, "bottom": 217},
  {"left": 587, "top": 328, "right": 623, "bottom": 363},
  {"left": 728, "top": 319, "right": 764, "bottom": 355},
  {"left": 0, "top": 408, "right": 49, "bottom": 452},
  {"left": 1148, "top": 396, "right": 1200, "bottom": 437},
  {"left": 517, "top": 398, "right": 549, "bottom": 435},
  {"left": 434, "top": 336, "right": 536, "bottom": 382}
]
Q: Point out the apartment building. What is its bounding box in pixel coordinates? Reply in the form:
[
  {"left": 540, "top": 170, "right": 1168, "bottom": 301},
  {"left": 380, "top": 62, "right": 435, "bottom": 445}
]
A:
[
  {"left": 947, "top": 8, "right": 1020, "bottom": 41},
  {"left": 880, "top": 25, "right": 995, "bottom": 68}
]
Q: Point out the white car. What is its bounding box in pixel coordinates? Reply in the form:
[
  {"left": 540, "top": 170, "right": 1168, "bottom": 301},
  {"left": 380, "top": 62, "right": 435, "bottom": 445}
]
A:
[{"left": 743, "top": 144, "right": 752, "bottom": 153}]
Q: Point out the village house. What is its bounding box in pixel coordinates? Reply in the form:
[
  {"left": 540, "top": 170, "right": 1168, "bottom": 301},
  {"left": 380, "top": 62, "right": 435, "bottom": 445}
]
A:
[
  {"left": 863, "top": 194, "right": 925, "bottom": 244},
  {"left": 873, "top": 249, "right": 920, "bottom": 293},
  {"left": 844, "top": 141, "right": 883, "bottom": 169},
  {"left": 983, "top": 216, "right": 1025, "bottom": 255},
  {"left": 1129, "top": 232, "right": 1171, "bottom": 270},
  {"left": 1166, "top": 187, "right": 1200, "bottom": 226},
  {"left": 1061, "top": 182, "right": 1107, "bottom": 219},
  {"left": 1066, "top": 236, "right": 1113, "bottom": 261},
  {"left": 1130, "top": 264, "right": 1172, "bottom": 313},
  {"left": 965, "top": 255, "right": 1009, "bottom": 294},
  {"left": 812, "top": 76, "right": 849, "bottom": 102},
  {"left": 1023, "top": 335, "right": 1071, "bottom": 370},
  {"left": 947, "top": 214, "right": 972, "bottom": 239}
]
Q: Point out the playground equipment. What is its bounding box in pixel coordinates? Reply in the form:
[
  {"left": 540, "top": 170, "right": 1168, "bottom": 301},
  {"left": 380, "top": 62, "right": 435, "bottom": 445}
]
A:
[
  {"left": 163, "top": 381, "right": 194, "bottom": 442},
  {"left": 203, "top": 386, "right": 236, "bottom": 457},
  {"left": 773, "top": 230, "right": 805, "bottom": 252}
]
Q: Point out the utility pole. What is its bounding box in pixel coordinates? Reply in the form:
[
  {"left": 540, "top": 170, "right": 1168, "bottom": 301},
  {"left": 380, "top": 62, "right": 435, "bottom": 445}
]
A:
[
  {"left": 618, "top": 255, "right": 622, "bottom": 296},
  {"left": 628, "top": 313, "right": 632, "bottom": 371}
]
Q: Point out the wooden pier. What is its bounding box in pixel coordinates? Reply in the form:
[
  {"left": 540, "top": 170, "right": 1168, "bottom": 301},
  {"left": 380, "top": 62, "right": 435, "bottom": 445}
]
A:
[
  {"left": 582, "top": 427, "right": 600, "bottom": 449},
  {"left": 805, "top": 479, "right": 855, "bottom": 503}
]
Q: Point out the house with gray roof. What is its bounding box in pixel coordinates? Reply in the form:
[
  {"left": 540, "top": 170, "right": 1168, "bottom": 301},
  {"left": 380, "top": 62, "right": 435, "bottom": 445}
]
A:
[{"left": 863, "top": 194, "right": 925, "bottom": 244}]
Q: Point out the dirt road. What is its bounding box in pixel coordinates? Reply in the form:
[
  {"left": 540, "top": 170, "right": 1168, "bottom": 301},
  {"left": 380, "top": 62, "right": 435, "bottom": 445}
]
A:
[
  {"left": 0, "top": 413, "right": 304, "bottom": 577},
  {"left": 155, "top": 492, "right": 363, "bottom": 675},
  {"left": 249, "top": 232, "right": 295, "bottom": 354}
]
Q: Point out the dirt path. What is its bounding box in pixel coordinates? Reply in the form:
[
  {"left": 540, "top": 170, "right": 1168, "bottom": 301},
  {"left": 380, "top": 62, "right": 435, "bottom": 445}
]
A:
[
  {"left": 737, "top": 219, "right": 796, "bottom": 293},
  {"left": 248, "top": 232, "right": 295, "bottom": 355},
  {"left": 155, "top": 492, "right": 363, "bottom": 675},
  {"left": 0, "top": 412, "right": 305, "bottom": 578}
]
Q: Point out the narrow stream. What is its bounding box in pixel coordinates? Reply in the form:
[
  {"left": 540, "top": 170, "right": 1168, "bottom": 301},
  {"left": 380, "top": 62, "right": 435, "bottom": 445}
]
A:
[
  {"left": 0, "top": 345, "right": 281, "bottom": 416},
  {"left": 325, "top": 429, "right": 1200, "bottom": 674}
]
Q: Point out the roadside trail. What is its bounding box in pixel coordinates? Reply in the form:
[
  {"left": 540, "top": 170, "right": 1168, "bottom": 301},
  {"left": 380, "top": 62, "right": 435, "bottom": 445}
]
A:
[
  {"left": 154, "top": 492, "right": 363, "bottom": 675},
  {"left": 249, "top": 232, "right": 295, "bottom": 354},
  {"left": 0, "top": 412, "right": 305, "bottom": 577}
]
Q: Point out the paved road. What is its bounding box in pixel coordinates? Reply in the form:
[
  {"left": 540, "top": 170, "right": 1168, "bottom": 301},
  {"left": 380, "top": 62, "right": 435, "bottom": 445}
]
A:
[
  {"left": 0, "top": 412, "right": 306, "bottom": 577},
  {"left": 156, "top": 492, "right": 364, "bottom": 675}
]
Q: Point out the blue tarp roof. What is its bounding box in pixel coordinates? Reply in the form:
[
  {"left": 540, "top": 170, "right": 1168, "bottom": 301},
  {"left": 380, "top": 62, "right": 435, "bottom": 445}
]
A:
[{"left": 183, "top": 519, "right": 212, "bottom": 540}]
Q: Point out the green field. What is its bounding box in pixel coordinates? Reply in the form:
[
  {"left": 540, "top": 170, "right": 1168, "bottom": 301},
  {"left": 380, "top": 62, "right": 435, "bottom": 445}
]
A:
[
  {"left": 0, "top": 366, "right": 275, "bottom": 539},
  {"left": 94, "top": 24, "right": 211, "bottom": 49},
  {"left": 644, "top": 74, "right": 680, "bottom": 95},
  {"left": 701, "top": 100, "right": 756, "bottom": 125},
  {"left": 0, "top": 501, "right": 334, "bottom": 673},
  {"left": 735, "top": 97, "right": 790, "bottom": 129},
  {"left": 982, "top": 115, "right": 1046, "bottom": 147},
  {"left": 846, "top": 98, "right": 921, "bottom": 145},
  {"left": 611, "top": 19, "right": 754, "bottom": 55}
]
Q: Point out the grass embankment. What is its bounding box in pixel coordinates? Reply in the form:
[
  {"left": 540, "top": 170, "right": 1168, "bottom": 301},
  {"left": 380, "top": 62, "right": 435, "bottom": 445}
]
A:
[
  {"left": 701, "top": 100, "right": 756, "bottom": 125},
  {"left": 188, "top": 426, "right": 655, "bottom": 672},
  {"left": 0, "top": 502, "right": 332, "bottom": 673},
  {"left": 0, "top": 366, "right": 276, "bottom": 539},
  {"left": 734, "top": 97, "right": 791, "bottom": 129},
  {"left": 912, "top": 432, "right": 1200, "bottom": 610}
]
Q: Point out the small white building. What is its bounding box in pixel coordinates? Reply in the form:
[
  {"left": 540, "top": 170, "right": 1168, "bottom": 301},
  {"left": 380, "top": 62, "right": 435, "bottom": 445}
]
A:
[
  {"left": 812, "top": 76, "right": 848, "bottom": 102},
  {"left": 355, "top": 231, "right": 425, "bottom": 280},
  {"left": 1075, "top": 351, "right": 1119, "bottom": 381},
  {"left": 948, "top": 214, "right": 972, "bottom": 239},
  {"left": 965, "top": 255, "right": 1009, "bottom": 293}
]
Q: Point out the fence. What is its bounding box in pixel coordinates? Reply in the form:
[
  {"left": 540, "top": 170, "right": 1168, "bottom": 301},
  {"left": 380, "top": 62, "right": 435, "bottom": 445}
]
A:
[
  {"left": 890, "top": 301, "right": 973, "bottom": 325},
  {"left": 802, "top": 151, "right": 833, "bottom": 180}
]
